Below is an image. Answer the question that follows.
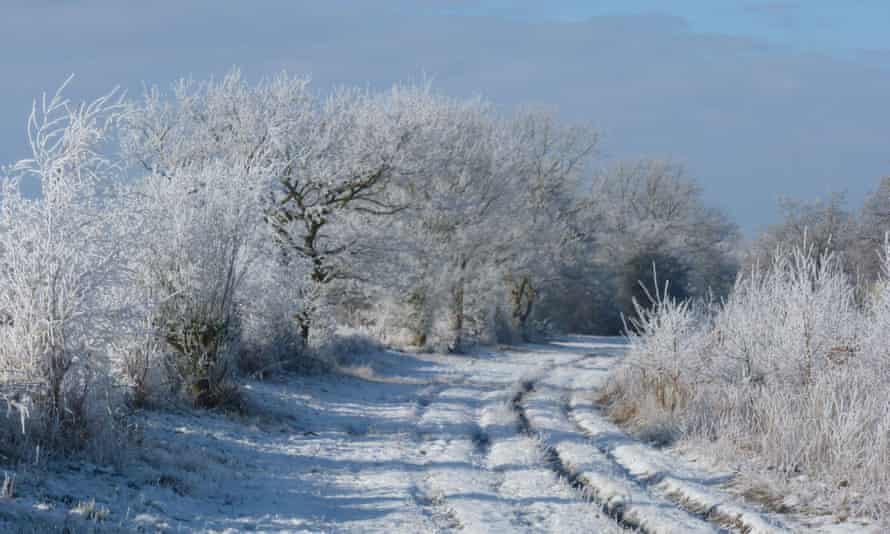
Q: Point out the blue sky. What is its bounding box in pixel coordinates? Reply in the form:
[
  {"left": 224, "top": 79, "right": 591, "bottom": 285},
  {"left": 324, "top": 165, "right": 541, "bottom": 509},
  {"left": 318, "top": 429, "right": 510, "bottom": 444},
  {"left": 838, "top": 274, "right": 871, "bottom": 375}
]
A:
[
  {"left": 436, "top": 1, "right": 890, "bottom": 66},
  {"left": 1, "top": 1, "right": 889, "bottom": 233}
]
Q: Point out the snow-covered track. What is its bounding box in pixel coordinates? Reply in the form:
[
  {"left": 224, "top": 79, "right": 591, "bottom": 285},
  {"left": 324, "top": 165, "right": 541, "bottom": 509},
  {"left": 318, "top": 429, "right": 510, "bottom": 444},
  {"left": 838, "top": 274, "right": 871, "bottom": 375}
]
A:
[
  {"left": 479, "top": 384, "right": 622, "bottom": 533},
  {"left": 568, "top": 394, "right": 791, "bottom": 534},
  {"left": 414, "top": 379, "right": 623, "bottom": 533},
  {"left": 414, "top": 385, "right": 522, "bottom": 533},
  {"left": 3, "top": 337, "right": 809, "bottom": 533},
  {"left": 515, "top": 377, "right": 720, "bottom": 534}
]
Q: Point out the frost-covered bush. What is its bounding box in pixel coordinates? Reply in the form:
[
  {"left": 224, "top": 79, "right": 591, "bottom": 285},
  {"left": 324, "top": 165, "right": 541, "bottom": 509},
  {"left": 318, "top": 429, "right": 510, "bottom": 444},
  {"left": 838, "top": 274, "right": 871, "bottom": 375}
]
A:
[
  {"left": 0, "top": 81, "right": 129, "bottom": 454},
  {"left": 600, "top": 274, "right": 712, "bottom": 442},
  {"left": 120, "top": 70, "right": 324, "bottom": 385},
  {"left": 237, "top": 248, "right": 309, "bottom": 376},
  {"left": 318, "top": 326, "right": 386, "bottom": 368},
  {"left": 125, "top": 160, "right": 261, "bottom": 408},
  {"left": 714, "top": 246, "right": 859, "bottom": 386},
  {"left": 602, "top": 243, "right": 890, "bottom": 519}
]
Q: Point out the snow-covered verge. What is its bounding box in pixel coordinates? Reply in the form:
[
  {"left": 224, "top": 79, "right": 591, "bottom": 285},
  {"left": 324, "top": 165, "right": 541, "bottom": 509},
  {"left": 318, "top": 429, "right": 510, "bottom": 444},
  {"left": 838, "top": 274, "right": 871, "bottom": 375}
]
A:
[
  {"left": 0, "top": 348, "right": 448, "bottom": 533},
  {"left": 600, "top": 245, "right": 890, "bottom": 530}
]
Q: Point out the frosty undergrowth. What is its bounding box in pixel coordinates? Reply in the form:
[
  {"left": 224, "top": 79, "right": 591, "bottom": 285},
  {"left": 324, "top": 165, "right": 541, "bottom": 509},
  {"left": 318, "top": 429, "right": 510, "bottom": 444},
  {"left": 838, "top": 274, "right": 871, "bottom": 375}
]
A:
[{"left": 602, "top": 244, "right": 890, "bottom": 520}]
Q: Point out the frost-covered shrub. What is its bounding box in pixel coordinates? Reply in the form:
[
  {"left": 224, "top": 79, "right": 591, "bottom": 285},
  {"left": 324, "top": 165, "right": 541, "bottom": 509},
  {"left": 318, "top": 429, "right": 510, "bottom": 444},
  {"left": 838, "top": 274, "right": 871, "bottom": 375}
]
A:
[
  {"left": 601, "top": 274, "right": 711, "bottom": 435},
  {"left": 0, "top": 81, "right": 128, "bottom": 453},
  {"left": 713, "top": 245, "right": 859, "bottom": 387},
  {"left": 602, "top": 243, "right": 890, "bottom": 519},
  {"left": 110, "top": 315, "right": 164, "bottom": 408},
  {"left": 126, "top": 160, "right": 260, "bottom": 408},
  {"left": 237, "top": 249, "right": 309, "bottom": 376}
]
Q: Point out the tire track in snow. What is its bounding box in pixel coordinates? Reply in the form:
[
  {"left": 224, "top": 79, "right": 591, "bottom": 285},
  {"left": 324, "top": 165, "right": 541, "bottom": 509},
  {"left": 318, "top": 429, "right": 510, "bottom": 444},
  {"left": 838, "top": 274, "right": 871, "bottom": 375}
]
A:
[
  {"left": 411, "top": 384, "right": 521, "bottom": 533},
  {"left": 513, "top": 358, "right": 723, "bottom": 534},
  {"left": 566, "top": 393, "right": 791, "bottom": 534},
  {"left": 541, "top": 348, "right": 789, "bottom": 534},
  {"left": 511, "top": 379, "right": 658, "bottom": 532},
  {"left": 477, "top": 379, "right": 622, "bottom": 533},
  {"left": 410, "top": 383, "right": 463, "bottom": 533}
]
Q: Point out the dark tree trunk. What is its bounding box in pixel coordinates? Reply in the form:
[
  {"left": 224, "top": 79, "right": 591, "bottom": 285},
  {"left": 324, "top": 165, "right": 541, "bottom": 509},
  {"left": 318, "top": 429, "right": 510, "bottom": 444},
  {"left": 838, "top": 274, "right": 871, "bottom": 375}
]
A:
[{"left": 509, "top": 275, "right": 536, "bottom": 341}]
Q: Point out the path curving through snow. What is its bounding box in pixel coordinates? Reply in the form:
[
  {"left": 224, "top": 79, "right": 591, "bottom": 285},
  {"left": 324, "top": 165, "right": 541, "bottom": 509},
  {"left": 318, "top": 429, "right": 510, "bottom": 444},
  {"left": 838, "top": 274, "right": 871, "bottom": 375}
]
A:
[{"left": 1, "top": 337, "right": 801, "bottom": 533}]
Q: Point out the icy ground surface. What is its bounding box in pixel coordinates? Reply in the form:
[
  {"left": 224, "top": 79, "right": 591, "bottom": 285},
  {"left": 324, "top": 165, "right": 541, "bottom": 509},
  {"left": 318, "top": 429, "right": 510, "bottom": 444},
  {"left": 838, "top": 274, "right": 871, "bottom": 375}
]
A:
[{"left": 0, "top": 337, "right": 874, "bottom": 532}]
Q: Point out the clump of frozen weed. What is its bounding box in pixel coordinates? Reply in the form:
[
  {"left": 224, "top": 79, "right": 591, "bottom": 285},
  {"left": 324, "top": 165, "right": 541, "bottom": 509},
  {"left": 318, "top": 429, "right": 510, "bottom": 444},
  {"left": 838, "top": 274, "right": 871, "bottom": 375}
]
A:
[
  {"left": 1, "top": 471, "right": 15, "bottom": 499},
  {"left": 72, "top": 498, "right": 111, "bottom": 522}
]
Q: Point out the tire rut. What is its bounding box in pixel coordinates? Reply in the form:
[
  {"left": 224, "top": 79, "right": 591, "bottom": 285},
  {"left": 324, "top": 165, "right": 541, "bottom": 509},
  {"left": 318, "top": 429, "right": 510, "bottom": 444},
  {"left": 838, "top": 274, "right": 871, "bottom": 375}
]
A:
[
  {"left": 530, "top": 355, "right": 767, "bottom": 534},
  {"left": 565, "top": 397, "right": 788, "bottom": 534},
  {"left": 410, "top": 383, "right": 463, "bottom": 533},
  {"left": 509, "top": 377, "right": 640, "bottom": 532},
  {"left": 412, "top": 382, "right": 525, "bottom": 533},
  {"left": 562, "top": 400, "right": 735, "bottom": 532}
]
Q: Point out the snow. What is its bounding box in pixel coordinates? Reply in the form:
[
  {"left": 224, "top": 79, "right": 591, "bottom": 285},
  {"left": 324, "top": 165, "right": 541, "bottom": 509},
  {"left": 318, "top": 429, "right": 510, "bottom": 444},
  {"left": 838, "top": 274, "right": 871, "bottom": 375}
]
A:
[
  {"left": 522, "top": 360, "right": 718, "bottom": 533},
  {"left": 569, "top": 394, "right": 789, "bottom": 534},
  {"left": 0, "top": 336, "right": 873, "bottom": 532}
]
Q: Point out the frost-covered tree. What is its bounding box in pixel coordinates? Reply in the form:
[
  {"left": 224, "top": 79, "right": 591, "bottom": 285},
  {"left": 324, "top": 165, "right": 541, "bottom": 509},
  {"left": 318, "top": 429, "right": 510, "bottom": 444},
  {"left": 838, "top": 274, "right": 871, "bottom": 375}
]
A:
[
  {"left": 854, "top": 178, "right": 890, "bottom": 281},
  {"left": 377, "top": 90, "right": 522, "bottom": 350},
  {"left": 120, "top": 71, "right": 288, "bottom": 403},
  {"left": 263, "top": 87, "right": 420, "bottom": 343},
  {"left": 747, "top": 192, "right": 854, "bottom": 274},
  {"left": 121, "top": 70, "right": 311, "bottom": 179},
  {"left": 495, "top": 110, "right": 598, "bottom": 340},
  {"left": 553, "top": 160, "right": 738, "bottom": 333}
]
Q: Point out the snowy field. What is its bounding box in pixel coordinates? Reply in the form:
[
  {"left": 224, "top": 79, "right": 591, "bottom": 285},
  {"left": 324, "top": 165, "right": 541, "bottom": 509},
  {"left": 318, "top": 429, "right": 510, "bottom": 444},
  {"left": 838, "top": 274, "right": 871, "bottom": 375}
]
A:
[{"left": 0, "top": 337, "right": 874, "bottom": 533}]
